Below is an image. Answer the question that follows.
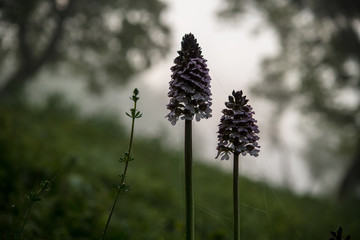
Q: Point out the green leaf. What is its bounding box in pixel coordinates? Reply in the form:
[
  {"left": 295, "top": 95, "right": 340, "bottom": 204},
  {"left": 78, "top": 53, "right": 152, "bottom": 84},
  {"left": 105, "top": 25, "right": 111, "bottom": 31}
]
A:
[
  {"left": 120, "top": 183, "right": 131, "bottom": 192},
  {"left": 135, "top": 111, "right": 142, "bottom": 118}
]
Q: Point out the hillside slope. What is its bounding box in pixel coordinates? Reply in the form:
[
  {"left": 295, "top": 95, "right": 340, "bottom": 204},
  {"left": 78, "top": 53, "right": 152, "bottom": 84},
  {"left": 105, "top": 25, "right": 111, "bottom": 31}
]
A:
[{"left": 0, "top": 99, "right": 359, "bottom": 240}]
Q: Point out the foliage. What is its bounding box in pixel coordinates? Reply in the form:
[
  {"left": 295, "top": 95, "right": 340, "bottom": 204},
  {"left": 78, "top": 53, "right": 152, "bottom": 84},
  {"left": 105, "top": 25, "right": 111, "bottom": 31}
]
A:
[
  {"left": 0, "top": 100, "right": 359, "bottom": 239},
  {"left": 329, "top": 226, "right": 351, "bottom": 240},
  {"left": 217, "top": 0, "right": 360, "bottom": 196},
  {"left": 0, "top": 0, "right": 170, "bottom": 96}
]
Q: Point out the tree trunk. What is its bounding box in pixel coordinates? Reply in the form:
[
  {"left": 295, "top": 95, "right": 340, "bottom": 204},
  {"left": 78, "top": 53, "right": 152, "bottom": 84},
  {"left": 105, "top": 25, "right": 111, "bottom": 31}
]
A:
[
  {"left": 0, "top": 1, "right": 73, "bottom": 100},
  {"left": 0, "top": 67, "right": 36, "bottom": 100},
  {"left": 338, "top": 139, "right": 360, "bottom": 198}
]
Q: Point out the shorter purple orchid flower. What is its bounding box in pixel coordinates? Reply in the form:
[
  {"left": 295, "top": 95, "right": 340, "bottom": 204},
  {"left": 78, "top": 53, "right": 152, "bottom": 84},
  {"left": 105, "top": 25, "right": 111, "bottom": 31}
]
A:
[{"left": 216, "top": 90, "right": 260, "bottom": 160}]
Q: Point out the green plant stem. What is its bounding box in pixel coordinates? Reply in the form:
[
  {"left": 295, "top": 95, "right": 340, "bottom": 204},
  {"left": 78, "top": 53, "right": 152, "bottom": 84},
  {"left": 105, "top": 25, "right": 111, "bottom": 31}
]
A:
[
  {"left": 13, "top": 200, "right": 33, "bottom": 240},
  {"left": 184, "top": 119, "right": 194, "bottom": 240},
  {"left": 233, "top": 153, "right": 240, "bottom": 240},
  {"left": 100, "top": 100, "right": 137, "bottom": 240},
  {"left": 16, "top": 201, "right": 34, "bottom": 240},
  {"left": 13, "top": 201, "right": 30, "bottom": 238}
]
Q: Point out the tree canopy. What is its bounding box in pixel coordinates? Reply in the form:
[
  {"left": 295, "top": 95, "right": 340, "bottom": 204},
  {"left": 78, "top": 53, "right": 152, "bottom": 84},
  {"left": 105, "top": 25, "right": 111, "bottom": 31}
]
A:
[
  {"left": 218, "top": 0, "right": 360, "bottom": 197},
  {"left": 0, "top": 0, "right": 170, "bottom": 97}
]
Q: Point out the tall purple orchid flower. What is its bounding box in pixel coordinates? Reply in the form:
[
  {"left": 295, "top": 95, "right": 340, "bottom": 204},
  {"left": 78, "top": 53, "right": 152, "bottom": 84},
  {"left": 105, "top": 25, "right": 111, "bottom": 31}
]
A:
[
  {"left": 166, "top": 33, "right": 212, "bottom": 125},
  {"left": 216, "top": 90, "right": 260, "bottom": 240},
  {"left": 166, "top": 33, "right": 212, "bottom": 240}
]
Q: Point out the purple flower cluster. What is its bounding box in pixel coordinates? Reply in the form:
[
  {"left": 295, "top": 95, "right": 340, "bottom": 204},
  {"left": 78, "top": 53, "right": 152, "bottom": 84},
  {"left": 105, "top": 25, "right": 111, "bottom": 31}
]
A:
[
  {"left": 216, "top": 90, "right": 260, "bottom": 160},
  {"left": 166, "top": 33, "right": 212, "bottom": 125}
]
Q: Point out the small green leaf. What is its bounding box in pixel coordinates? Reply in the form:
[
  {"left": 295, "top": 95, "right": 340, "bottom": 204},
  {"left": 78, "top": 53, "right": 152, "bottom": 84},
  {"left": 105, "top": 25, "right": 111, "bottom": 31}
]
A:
[
  {"left": 135, "top": 111, "right": 142, "bottom": 118},
  {"left": 120, "top": 183, "right": 131, "bottom": 192}
]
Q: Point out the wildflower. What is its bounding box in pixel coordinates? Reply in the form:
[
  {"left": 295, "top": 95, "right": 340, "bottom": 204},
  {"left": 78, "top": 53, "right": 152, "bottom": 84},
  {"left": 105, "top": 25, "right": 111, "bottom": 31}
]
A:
[
  {"left": 166, "top": 33, "right": 212, "bottom": 240},
  {"left": 216, "top": 90, "right": 260, "bottom": 240},
  {"left": 216, "top": 90, "right": 260, "bottom": 160},
  {"left": 166, "top": 33, "right": 212, "bottom": 125}
]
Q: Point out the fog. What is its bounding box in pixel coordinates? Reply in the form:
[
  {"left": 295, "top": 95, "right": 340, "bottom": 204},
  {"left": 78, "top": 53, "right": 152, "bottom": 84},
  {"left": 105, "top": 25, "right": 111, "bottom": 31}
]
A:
[{"left": 27, "top": 0, "right": 321, "bottom": 195}]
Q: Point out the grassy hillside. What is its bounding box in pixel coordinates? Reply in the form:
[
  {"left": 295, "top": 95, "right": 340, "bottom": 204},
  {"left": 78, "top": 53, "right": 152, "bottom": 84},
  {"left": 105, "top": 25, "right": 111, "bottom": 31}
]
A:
[{"left": 0, "top": 97, "right": 359, "bottom": 240}]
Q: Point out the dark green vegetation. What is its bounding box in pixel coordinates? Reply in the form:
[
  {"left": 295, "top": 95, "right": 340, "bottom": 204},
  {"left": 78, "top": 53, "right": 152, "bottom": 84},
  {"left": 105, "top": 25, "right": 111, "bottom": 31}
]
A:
[{"left": 0, "top": 99, "right": 359, "bottom": 240}]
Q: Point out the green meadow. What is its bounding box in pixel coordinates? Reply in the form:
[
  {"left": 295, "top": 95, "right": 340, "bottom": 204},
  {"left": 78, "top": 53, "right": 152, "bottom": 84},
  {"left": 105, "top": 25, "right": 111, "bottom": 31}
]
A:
[{"left": 1, "top": 99, "right": 359, "bottom": 240}]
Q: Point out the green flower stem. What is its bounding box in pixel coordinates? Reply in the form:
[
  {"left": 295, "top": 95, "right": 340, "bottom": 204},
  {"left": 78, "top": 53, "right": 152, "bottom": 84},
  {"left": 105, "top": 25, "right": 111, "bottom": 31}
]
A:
[
  {"left": 185, "top": 119, "right": 194, "bottom": 240},
  {"left": 233, "top": 153, "right": 240, "bottom": 240},
  {"left": 100, "top": 91, "right": 139, "bottom": 240}
]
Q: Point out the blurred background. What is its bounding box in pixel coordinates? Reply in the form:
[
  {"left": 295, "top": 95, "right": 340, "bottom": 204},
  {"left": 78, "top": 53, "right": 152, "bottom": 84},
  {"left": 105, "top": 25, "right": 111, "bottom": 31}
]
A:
[{"left": 1, "top": 0, "right": 359, "bottom": 239}]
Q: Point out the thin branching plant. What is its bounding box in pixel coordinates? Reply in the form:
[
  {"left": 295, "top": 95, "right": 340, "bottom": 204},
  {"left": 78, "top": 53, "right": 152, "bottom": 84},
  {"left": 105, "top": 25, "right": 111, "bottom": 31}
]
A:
[
  {"left": 166, "top": 33, "right": 212, "bottom": 240},
  {"left": 100, "top": 88, "right": 142, "bottom": 240},
  {"left": 9, "top": 157, "right": 75, "bottom": 240},
  {"left": 12, "top": 180, "right": 51, "bottom": 240},
  {"left": 216, "top": 90, "right": 260, "bottom": 240}
]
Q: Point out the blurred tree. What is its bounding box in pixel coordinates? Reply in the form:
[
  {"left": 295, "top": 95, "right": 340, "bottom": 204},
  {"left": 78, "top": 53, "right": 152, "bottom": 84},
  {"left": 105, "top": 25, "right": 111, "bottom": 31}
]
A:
[
  {"left": 218, "top": 0, "right": 360, "bottom": 197},
  {"left": 0, "top": 0, "right": 170, "bottom": 98}
]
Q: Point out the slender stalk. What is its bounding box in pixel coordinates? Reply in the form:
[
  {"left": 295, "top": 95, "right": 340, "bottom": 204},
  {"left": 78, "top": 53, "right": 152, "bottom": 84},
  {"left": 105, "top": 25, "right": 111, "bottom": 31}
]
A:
[
  {"left": 16, "top": 201, "right": 34, "bottom": 240},
  {"left": 13, "top": 201, "right": 33, "bottom": 240},
  {"left": 100, "top": 187, "right": 121, "bottom": 240},
  {"left": 233, "top": 153, "right": 240, "bottom": 240},
  {"left": 13, "top": 200, "right": 31, "bottom": 238},
  {"left": 100, "top": 94, "right": 138, "bottom": 240},
  {"left": 184, "top": 119, "right": 194, "bottom": 240}
]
